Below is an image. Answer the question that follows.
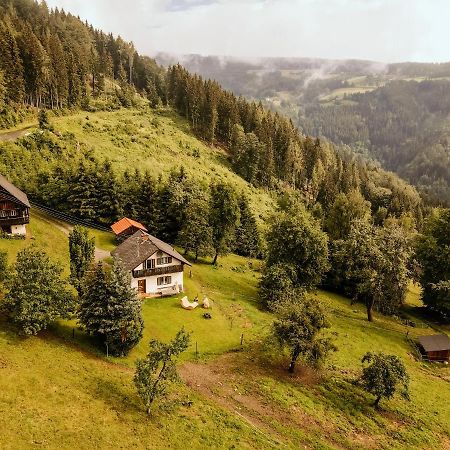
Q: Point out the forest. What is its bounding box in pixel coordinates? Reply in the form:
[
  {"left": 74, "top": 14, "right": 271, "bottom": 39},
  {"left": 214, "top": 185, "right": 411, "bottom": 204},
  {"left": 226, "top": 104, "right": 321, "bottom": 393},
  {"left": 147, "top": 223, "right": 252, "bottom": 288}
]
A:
[
  {"left": 300, "top": 80, "right": 450, "bottom": 205},
  {"left": 160, "top": 54, "right": 450, "bottom": 206},
  {"left": 0, "top": 0, "right": 424, "bottom": 227}
]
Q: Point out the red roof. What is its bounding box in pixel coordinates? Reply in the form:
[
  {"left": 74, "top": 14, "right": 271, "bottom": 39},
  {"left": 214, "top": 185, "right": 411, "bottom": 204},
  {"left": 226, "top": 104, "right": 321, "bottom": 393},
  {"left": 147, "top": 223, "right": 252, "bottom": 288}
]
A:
[{"left": 111, "top": 217, "right": 148, "bottom": 235}]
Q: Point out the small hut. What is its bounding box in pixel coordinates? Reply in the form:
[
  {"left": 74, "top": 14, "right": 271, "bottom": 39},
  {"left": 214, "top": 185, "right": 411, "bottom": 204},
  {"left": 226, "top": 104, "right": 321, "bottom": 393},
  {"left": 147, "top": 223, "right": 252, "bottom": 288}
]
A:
[
  {"left": 417, "top": 334, "right": 450, "bottom": 362},
  {"left": 111, "top": 217, "right": 147, "bottom": 241}
]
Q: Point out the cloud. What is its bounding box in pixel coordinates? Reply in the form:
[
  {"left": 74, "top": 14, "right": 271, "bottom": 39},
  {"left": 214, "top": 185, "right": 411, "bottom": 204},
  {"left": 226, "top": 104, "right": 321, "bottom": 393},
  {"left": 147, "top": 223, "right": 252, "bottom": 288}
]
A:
[{"left": 45, "top": 0, "right": 450, "bottom": 63}]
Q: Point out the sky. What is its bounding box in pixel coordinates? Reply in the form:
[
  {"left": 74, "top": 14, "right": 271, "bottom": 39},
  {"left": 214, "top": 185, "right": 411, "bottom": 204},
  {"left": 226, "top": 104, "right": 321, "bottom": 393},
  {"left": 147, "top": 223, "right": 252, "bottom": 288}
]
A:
[{"left": 45, "top": 0, "right": 450, "bottom": 63}]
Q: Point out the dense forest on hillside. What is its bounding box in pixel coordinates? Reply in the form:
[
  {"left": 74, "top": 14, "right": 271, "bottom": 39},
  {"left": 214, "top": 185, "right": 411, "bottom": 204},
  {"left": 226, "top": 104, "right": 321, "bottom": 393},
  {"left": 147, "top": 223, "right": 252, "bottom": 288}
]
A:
[
  {"left": 0, "top": 0, "right": 165, "bottom": 119},
  {"left": 300, "top": 81, "right": 450, "bottom": 205},
  {"left": 160, "top": 55, "right": 450, "bottom": 206},
  {"left": 0, "top": 0, "right": 424, "bottom": 231}
]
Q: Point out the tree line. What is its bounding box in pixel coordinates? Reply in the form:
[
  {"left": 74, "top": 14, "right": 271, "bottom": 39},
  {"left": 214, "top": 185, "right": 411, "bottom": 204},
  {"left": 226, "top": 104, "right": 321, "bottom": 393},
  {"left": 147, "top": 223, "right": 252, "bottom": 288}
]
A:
[{"left": 0, "top": 0, "right": 165, "bottom": 121}]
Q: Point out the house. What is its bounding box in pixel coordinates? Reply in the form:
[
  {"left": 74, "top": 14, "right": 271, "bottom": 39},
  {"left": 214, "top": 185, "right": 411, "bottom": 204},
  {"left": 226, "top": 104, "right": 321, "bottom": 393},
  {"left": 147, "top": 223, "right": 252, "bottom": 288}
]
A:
[
  {"left": 0, "top": 174, "right": 30, "bottom": 236},
  {"left": 112, "top": 229, "right": 191, "bottom": 297},
  {"left": 111, "top": 217, "right": 148, "bottom": 240},
  {"left": 417, "top": 334, "right": 450, "bottom": 362}
]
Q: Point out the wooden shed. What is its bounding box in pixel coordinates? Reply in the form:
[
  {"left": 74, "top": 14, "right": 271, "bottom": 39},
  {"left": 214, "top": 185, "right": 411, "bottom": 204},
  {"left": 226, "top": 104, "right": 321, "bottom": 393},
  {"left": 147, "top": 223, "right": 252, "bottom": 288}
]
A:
[
  {"left": 417, "top": 334, "right": 450, "bottom": 362},
  {"left": 111, "top": 217, "right": 147, "bottom": 241}
]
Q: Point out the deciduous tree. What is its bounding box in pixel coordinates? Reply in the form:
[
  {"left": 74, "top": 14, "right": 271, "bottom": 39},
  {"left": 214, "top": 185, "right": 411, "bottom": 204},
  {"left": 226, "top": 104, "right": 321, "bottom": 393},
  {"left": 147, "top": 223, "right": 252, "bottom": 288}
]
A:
[
  {"left": 273, "top": 296, "right": 335, "bottom": 372},
  {"left": 5, "top": 247, "right": 73, "bottom": 335},
  {"left": 360, "top": 352, "right": 410, "bottom": 408},
  {"left": 134, "top": 328, "right": 190, "bottom": 414}
]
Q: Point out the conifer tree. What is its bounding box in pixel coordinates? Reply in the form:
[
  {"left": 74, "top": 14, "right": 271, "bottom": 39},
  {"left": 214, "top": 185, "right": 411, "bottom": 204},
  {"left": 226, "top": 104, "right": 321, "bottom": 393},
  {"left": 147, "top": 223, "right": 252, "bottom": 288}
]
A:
[
  {"left": 69, "top": 226, "right": 95, "bottom": 295},
  {"left": 234, "top": 195, "right": 261, "bottom": 258},
  {"left": 177, "top": 195, "right": 213, "bottom": 261},
  {"left": 78, "top": 261, "right": 143, "bottom": 356},
  {"left": 209, "top": 182, "right": 240, "bottom": 265},
  {"left": 78, "top": 262, "right": 110, "bottom": 338},
  {"left": 101, "top": 260, "right": 144, "bottom": 356}
]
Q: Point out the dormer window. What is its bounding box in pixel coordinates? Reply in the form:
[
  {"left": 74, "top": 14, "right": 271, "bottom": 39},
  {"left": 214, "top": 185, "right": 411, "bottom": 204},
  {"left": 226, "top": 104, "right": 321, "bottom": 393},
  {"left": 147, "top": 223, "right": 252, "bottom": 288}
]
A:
[{"left": 157, "top": 256, "right": 172, "bottom": 265}]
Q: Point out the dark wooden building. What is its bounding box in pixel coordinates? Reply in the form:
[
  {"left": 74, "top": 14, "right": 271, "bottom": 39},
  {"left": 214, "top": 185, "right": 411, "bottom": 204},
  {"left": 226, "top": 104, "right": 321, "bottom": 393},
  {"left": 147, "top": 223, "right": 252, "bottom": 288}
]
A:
[
  {"left": 0, "top": 174, "right": 30, "bottom": 236},
  {"left": 418, "top": 334, "right": 450, "bottom": 362}
]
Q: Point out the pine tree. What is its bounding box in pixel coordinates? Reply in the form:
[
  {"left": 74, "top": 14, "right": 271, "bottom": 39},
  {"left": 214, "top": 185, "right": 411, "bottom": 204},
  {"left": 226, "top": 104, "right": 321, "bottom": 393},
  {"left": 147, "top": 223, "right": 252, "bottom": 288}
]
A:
[
  {"left": 234, "top": 195, "right": 261, "bottom": 258},
  {"left": 101, "top": 260, "right": 144, "bottom": 356},
  {"left": 78, "top": 262, "right": 110, "bottom": 338},
  {"left": 177, "top": 195, "right": 213, "bottom": 261}
]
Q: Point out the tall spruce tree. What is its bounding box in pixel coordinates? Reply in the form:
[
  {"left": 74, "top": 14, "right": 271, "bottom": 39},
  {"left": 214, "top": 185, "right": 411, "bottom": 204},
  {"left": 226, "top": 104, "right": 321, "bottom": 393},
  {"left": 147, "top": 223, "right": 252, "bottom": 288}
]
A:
[
  {"left": 177, "top": 195, "right": 213, "bottom": 261},
  {"left": 101, "top": 260, "right": 144, "bottom": 356},
  {"left": 234, "top": 195, "right": 261, "bottom": 258},
  {"left": 209, "top": 182, "right": 240, "bottom": 265},
  {"left": 78, "top": 261, "right": 143, "bottom": 356}
]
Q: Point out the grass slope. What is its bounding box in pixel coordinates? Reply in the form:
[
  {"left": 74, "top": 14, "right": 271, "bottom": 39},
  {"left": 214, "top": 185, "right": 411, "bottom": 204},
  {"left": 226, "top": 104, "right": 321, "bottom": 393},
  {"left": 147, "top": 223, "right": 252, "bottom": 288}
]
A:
[
  {"left": 1, "top": 211, "right": 449, "bottom": 448},
  {"left": 49, "top": 108, "right": 275, "bottom": 223}
]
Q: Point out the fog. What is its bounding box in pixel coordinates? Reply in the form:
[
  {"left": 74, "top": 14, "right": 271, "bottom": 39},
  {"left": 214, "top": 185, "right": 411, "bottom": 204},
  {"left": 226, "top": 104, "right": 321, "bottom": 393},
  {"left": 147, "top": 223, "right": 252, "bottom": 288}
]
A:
[{"left": 45, "top": 0, "right": 450, "bottom": 63}]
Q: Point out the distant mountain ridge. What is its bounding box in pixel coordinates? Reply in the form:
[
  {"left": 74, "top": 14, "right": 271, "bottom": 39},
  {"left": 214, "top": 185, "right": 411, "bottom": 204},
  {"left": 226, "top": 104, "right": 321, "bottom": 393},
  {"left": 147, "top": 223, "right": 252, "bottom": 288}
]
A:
[{"left": 155, "top": 53, "right": 450, "bottom": 205}]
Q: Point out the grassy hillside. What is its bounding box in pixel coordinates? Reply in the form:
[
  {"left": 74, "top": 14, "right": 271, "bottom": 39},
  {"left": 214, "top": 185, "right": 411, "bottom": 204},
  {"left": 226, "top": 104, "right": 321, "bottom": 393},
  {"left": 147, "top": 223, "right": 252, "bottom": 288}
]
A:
[
  {"left": 47, "top": 107, "right": 275, "bottom": 223},
  {"left": 1, "top": 212, "right": 449, "bottom": 449}
]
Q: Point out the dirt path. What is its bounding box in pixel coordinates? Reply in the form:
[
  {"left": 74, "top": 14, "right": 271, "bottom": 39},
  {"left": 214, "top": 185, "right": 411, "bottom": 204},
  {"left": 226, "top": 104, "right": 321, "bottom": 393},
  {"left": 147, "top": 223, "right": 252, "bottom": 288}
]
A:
[
  {"left": 179, "top": 353, "right": 344, "bottom": 449},
  {"left": 33, "top": 209, "right": 110, "bottom": 261},
  {"left": 0, "top": 125, "right": 36, "bottom": 142}
]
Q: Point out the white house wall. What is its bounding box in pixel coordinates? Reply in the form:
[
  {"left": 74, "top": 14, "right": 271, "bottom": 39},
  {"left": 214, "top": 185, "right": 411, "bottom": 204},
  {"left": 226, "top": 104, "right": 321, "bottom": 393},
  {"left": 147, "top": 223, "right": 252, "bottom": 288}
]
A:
[
  {"left": 131, "top": 270, "right": 184, "bottom": 295},
  {"left": 131, "top": 250, "right": 185, "bottom": 295}
]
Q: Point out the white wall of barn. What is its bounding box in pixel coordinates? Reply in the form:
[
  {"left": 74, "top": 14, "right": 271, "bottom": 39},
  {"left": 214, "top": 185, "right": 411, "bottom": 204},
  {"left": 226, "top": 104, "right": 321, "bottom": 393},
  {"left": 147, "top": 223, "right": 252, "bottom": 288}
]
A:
[{"left": 11, "top": 224, "right": 26, "bottom": 235}]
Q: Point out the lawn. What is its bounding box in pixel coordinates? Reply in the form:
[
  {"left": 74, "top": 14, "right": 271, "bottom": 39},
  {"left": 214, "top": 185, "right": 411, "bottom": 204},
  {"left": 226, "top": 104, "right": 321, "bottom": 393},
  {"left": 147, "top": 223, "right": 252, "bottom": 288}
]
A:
[
  {"left": 1, "top": 198, "right": 449, "bottom": 448},
  {"left": 0, "top": 209, "right": 70, "bottom": 274}
]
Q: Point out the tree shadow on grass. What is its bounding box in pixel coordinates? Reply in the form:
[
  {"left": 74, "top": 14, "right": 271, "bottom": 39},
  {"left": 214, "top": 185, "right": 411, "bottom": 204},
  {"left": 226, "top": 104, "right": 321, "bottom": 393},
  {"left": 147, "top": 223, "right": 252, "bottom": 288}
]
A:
[{"left": 89, "top": 374, "right": 143, "bottom": 417}]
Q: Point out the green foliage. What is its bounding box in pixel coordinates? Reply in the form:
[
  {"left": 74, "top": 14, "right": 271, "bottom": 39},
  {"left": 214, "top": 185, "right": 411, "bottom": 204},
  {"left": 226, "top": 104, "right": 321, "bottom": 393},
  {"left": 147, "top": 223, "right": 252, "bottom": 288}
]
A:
[
  {"left": 265, "top": 205, "right": 329, "bottom": 291},
  {"left": 0, "top": 1, "right": 166, "bottom": 108},
  {"left": 38, "top": 109, "right": 51, "bottom": 130},
  {"left": 102, "top": 260, "right": 144, "bottom": 356},
  {"left": 4, "top": 247, "right": 73, "bottom": 335},
  {"left": 326, "top": 190, "right": 371, "bottom": 240},
  {"left": 415, "top": 209, "right": 450, "bottom": 319},
  {"left": 259, "top": 263, "right": 298, "bottom": 311},
  {"left": 69, "top": 226, "right": 95, "bottom": 294},
  {"left": 209, "top": 182, "right": 240, "bottom": 264},
  {"left": 360, "top": 352, "right": 410, "bottom": 408},
  {"left": 234, "top": 195, "right": 261, "bottom": 258},
  {"left": 134, "top": 328, "right": 190, "bottom": 414},
  {"left": 177, "top": 195, "right": 214, "bottom": 261},
  {"left": 0, "top": 250, "right": 8, "bottom": 283},
  {"left": 273, "top": 296, "right": 335, "bottom": 372},
  {"left": 329, "top": 221, "right": 412, "bottom": 321},
  {"left": 78, "top": 261, "right": 144, "bottom": 356}
]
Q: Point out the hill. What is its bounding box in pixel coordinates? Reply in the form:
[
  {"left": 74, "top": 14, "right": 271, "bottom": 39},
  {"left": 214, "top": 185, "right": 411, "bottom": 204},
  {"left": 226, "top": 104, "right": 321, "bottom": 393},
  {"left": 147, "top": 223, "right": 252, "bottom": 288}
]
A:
[
  {"left": 1, "top": 213, "right": 450, "bottom": 449},
  {"left": 157, "top": 54, "right": 450, "bottom": 205}
]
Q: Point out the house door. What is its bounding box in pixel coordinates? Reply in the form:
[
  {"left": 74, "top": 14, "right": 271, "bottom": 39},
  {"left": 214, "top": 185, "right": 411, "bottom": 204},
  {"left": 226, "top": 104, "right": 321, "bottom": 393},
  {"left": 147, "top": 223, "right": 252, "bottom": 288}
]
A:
[{"left": 138, "top": 279, "right": 146, "bottom": 294}]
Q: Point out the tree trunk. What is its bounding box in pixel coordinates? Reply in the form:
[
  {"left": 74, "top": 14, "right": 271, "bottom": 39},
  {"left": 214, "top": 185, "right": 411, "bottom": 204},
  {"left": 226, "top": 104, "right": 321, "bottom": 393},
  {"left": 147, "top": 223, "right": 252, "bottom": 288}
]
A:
[
  {"left": 288, "top": 346, "right": 301, "bottom": 373},
  {"left": 366, "top": 298, "right": 375, "bottom": 322},
  {"left": 195, "top": 250, "right": 198, "bottom": 262},
  {"left": 374, "top": 395, "right": 381, "bottom": 408},
  {"left": 212, "top": 251, "right": 218, "bottom": 265}
]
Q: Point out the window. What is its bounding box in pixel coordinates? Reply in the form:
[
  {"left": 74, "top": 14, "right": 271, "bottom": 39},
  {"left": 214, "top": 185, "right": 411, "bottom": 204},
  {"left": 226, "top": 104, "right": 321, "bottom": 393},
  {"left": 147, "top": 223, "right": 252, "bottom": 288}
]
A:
[
  {"left": 157, "top": 276, "right": 172, "bottom": 286},
  {"left": 145, "top": 259, "right": 155, "bottom": 269},
  {"left": 156, "top": 256, "right": 172, "bottom": 265}
]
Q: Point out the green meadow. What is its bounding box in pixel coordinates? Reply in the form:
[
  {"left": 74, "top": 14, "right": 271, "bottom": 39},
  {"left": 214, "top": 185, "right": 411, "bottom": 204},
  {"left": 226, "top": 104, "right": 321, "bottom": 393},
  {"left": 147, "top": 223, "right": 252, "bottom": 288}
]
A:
[{"left": 1, "top": 209, "right": 449, "bottom": 449}]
